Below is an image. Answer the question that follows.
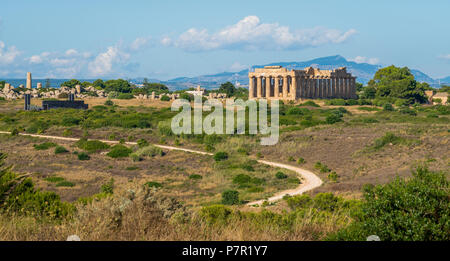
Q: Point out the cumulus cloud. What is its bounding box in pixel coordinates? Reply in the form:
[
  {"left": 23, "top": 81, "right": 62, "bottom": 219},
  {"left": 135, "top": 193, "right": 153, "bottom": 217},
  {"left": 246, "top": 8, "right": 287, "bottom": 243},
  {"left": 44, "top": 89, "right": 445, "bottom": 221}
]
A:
[
  {"left": 88, "top": 46, "right": 131, "bottom": 77},
  {"left": 0, "top": 41, "right": 21, "bottom": 64},
  {"left": 170, "top": 16, "right": 357, "bottom": 52},
  {"left": 130, "top": 37, "right": 150, "bottom": 51},
  {"left": 349, "top": 56, "right": 379, "bottom": 65}
]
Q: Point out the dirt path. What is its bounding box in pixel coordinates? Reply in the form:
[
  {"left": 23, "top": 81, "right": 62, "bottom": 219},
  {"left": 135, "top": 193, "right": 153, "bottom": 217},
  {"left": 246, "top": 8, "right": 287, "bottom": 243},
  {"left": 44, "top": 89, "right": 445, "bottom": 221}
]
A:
[{"left": 0, "top": 131, "right": 323, "bottom": 206}]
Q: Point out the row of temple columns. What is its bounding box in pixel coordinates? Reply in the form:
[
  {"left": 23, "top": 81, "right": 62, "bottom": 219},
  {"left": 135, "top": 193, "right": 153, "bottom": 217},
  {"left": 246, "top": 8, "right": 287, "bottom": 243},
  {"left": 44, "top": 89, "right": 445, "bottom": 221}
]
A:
[{"left": 249, "top": 76, "right": 356, "bottom": 99}]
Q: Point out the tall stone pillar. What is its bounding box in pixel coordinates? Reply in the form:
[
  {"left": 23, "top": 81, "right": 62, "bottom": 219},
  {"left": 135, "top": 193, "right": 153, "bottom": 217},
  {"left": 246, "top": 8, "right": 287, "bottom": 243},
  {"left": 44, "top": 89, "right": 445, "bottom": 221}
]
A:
[
  {"left": 345, "top": 78, "right": 349, "bottom": 98},
  {"left": 274, "top": 77, "right": 279, "bottom": 98},
  {"left": 291, "top": 76, "right": 297, "bottom": 99},
  {"left": 323, "top": 78, "right": 328, "bottom": 98},
  {"left": 308, "top": 78, "right": 313, "bottom": 98},
  {"left": 282, "top": 76, "right": 288, "bottom": 99},
  {"left": 352, "top": 78, "right": 357, "bottom": 99},
  {"left": 266, "top": 77, "right": 271, "bottom": 98},
  {"left": 256, "top": 77, "right": 262, "bottom": 98},
  {"left": 26, "top": 72, "right": 32, "bottom": 89},
  {"left": 248, "top": 77, "right": 254, "bottom": 99}
]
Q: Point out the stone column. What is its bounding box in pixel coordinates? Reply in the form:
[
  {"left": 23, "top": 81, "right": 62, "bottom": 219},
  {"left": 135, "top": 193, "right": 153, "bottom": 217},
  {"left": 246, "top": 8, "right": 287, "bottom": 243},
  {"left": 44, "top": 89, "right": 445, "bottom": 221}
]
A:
[
  {"left": 323, "top": 78, "right": 327, "bottom": 98},
  {"left": 266, "top": 76, "right": 271, "bottom": 98},
  {"left": 352, "top": 78, "right": 357, "bottom": 99},
  {"left": 26, "top": 72, "right": 32, "bottom": 89},
  {"left": 248, "top": 77, "right": 254, "bottom": 99},
  {"left": 320, "top": 78, "right": 324, "bottom": 98},
  {"left": 337, "top": 78, "right": 342, "bottom": 98},
  {"left": 291, "top": 76, "right": 297, "bottom": 99},
  {"left": 307, "top": 78, "right": 313, "bottom": 98},
  {"left": 344, "top": 78, "right": 349, "bottom": 98},
  {"left": 282, "top": 76, "right": 288, "bottom": 99},
  {"left": 274, "top": 77, "right": 279, "bottom": 98},
  {"left": 256, "top": 76, "right": 262, "bottom": 98}
]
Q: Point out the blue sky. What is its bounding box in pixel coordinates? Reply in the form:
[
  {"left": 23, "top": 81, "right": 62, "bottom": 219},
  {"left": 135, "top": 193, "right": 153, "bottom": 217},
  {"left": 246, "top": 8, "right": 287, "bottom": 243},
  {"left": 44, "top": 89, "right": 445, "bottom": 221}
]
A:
[{"left": 1, "top": 0, "right": 449, "bottom": 80}]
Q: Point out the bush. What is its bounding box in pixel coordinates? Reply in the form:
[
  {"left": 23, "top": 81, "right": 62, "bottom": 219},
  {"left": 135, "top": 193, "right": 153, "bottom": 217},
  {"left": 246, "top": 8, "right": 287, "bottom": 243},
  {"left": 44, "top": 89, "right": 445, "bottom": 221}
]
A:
[
  {"left": 275, "top": 171, "right": 288, "bottom": 179},
  {"left": 330, "top": 167, "right": 450, "bottom": 241},
  {"left": 314, "top": 162, "right": 331, "bottom": 173},
  {"left": 299, "top": 101, "right": 320, "bottom": 107},
  {"left": 77, "top": 152, "right": 90, "bottom": 160},
  {"left": 382, "top": 103, "right": 394, "bottom": 111},
  {"left": 286, "top": 194, "right": 312, "bottom": 210},
  {"left": 325, "top": 114, "right": 343, "bottom": 124},
  {"left": 232, "top": 174, "right": 264, "bottom": 188},
  {"left": 137, "top": 138, "right": 149, "bottom": 148},
  {"left": 55, "top": 181, "right": 75, "bottom": 187},
  {"left": 214, "top": 151, "right": 228, "bottom": 161},
  {"left": 75, "top": 138, "right": 110, "bottom": 153},
  {"left": 117, "top": 93, "right": 134, "bottom": 100},
  {"left": 107, "top": 144, "right": 132, "bottom": 158},
  {"left": 328, "top": 171, "right": 339, "bottom": 182},
  {"left": 104, "top": 100, "right": 114, "bottom": 106},
  {"left": 157, "top": 121, "right": 173, "bottom": 136},
  {"left": 199, "top": 205, "right": 232, "bottom": 224},
  {"left": 371, "top": 132, "right": 403, "bottom": 150},
  {"left": 221, "top": 190, "right": 239, "bottom": 205},
  {"left": 189, "top": 174, "right": 203, "bottom": 180},
  {"left": 131, "top": 145, "right": 163, "bottom": 159},
  {"left": 101, "top": 178, "right": 115, "bottom": 194},
  {"left": 286, "top": 107, "right": 306, "bottom": 115},
  {"left": 54, "top": 146, "right": 69, "bottom": 154},
  {"left": 160, "top": 95, "right": 170, "bottom": 101},
  {"left": 144, "top": 181, "right": 162, "bottom": 188},
  {"left": 297, "top": 157, "right": 305, "bottom": 164},
  {"left": 33, "top": 142, "right": 57, "bottom": 150},
  {"left": 0, "top": 154, "right": 74, "bottom": 219},
  {"left": 398, "top": 107, "right": 417, "bottom": 116}
]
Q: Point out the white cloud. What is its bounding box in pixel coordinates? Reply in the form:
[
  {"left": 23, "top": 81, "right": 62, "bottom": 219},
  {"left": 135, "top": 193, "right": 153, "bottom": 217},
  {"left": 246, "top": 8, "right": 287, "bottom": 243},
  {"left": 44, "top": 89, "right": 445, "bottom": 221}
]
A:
[
  {"left": 65, "top": 49, "right": 78, "bottom": 56},
  {"left": 0, "top": 41, "right": 21, "bottom": 64},
  {"left": 229, "top": 62, "right": 247, "bottom": 72},
  {"left": 160, "top": 36, "right": 172, "bottom": 46},
  {"left": 88, "top": 46, "right": 131, "bottom": 76},
  {"left": 171, "top": 16, "right": 357, "bottom": 52},
  {"left": 438, "top": 54, "right": 450, "bottom": 60},
  {"left": 350, "top": 56, "right": 379, "bottom": 65},
  {"left": 130, "top": 37, "right": 150, "bottom": 51}
]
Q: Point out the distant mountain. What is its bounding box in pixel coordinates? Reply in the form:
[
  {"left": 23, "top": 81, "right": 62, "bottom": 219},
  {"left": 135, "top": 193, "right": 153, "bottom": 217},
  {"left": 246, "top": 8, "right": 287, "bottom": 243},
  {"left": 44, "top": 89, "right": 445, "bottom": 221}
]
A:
[{"left": 133, "top": 55, "right": 447, "bottom": 90}]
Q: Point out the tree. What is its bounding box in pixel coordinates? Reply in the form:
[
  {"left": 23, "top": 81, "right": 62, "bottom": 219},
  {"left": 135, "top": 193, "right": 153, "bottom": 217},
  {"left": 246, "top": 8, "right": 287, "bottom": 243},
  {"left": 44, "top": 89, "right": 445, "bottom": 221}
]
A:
[
  {"left": 218, "top": 82, "right": 236, "bottom": 97},
  {"left": 330, "top": 166, "right": 449, "bottom": 241},
  {"left": 104, "top": 79, "right": 132, "bottom": 93},
  {"left": 367, "top": 65, "right": 427, "bottom": 104},
  {"left": 60, "top": 79, "right": 82, "bottom": 88},
  {"left": 93, "top": 79, "right": 105, "bottom": 89}
]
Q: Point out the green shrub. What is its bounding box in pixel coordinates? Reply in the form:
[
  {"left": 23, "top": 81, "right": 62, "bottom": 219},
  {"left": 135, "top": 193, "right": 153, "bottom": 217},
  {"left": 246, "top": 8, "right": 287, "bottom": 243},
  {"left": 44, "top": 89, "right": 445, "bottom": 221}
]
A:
[
  {"left": 382, "top": 103, "right": 394, "bottom": 111},
  {"left": 10, "top": 128, "right": 19, "bottom": 136},
  {"left": 275, "top": 171, "right": 288, "bottom": 179},
  {"left": 131, "top": 145, "right": 163, "bottom": 159},
  {"left": 104, "top": 100, "right": 114, "bottom": 106},
  {"left": 157, "top": 121, "right": 173, "bottom": 136},
  {"left": 328, "top": 171, "right": 339, "bottom": 182},
  {"left": 144, "top": 181, "right": 162, "bottom": 188},
  {"left": 125, "top": 166, "right": 139, "bottom": 171},
  {"left": 371, "top": 132, "right": 403, "bottom": 150},
  {"left": 398, "top": 107, "right": 417, "bottom": 116},
  {"left": 54, "top": 146, "right": 69, "bottom": 154},
  {"left": 55, "top": 181, "right": 75, "bottom": 187},
  {"left": 189, "top": 174, "right": 203, "bottom": 180},
  {"left": 77, "top": 152, "right": 90, "bottom": 160},
  {"left": 286, "top": 107, "right": 306, "bottom": 115},
  {"left": 0, "top": 154, "right": 74, "bottom": 219},
  {"left": 221, "top": 190, "right": 240, "bottom": 205},
  {"left": 314, "top": 162, "right": 331, "bottom": 173},
  {"left": 299, "top": 101, "right": 319, "bottom": 107},
  {"left": 326, "top": 114, "right": 343, "bottom": 124},
  {"left": 107, "top": 144, "right": 132, "bottom": 158},
  {"left": 247, "top": 186, "right": 264, "bottom": 193},
  {"left": 329, "top": 167, "right": 449, "bottom": 241},
  {"left": 288, "top": 156, "right": 295, "bottom": 162},
  {"left": 199, "top": 205, "right": 232, "bottom": 224},
  {"left": 160, "top": 95, "right": 170, "bottom": 101},
  {"left": 213, "top": 151, "right": 228, "bottom": 161},
  {"left": 33, "top": 142, "right": 57, "bottom": 150},
  {"left": 137, "top": 138, "right": 149, "bottom": 148},
  {"left": 297, "top": 157, "right": 306, "bottom": 164},
  {"left": 314, "top": 192, "right": 341, "bottom": 211},
  {"left": 101, "top": 178, "right": 115, "bottom": 194},
  {"left": 75, "top": 138, "right": 110, "bottom": 153},
  {"left": 286, "top": 194, "right": 313, "bottom": 210},
  {"left": 232, "top": 174, "right": 265, "bottom": 188},
  {"left": 117, "top": 93, "right": 134, "bottom": 99}
]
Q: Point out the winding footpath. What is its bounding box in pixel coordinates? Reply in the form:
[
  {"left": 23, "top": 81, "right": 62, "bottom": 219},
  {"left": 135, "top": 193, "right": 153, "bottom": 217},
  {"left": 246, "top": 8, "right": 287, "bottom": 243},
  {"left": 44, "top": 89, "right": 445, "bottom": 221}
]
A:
[{"left": 0, "top": 131, "right": 323, "bottom": 206}]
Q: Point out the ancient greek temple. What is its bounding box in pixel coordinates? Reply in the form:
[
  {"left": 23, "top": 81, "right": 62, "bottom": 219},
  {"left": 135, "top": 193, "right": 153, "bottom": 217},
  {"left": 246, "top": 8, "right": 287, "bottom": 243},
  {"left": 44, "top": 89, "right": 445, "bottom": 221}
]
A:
[{"left": 248, "top": 66, "right": 357, "bottom": 100}]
